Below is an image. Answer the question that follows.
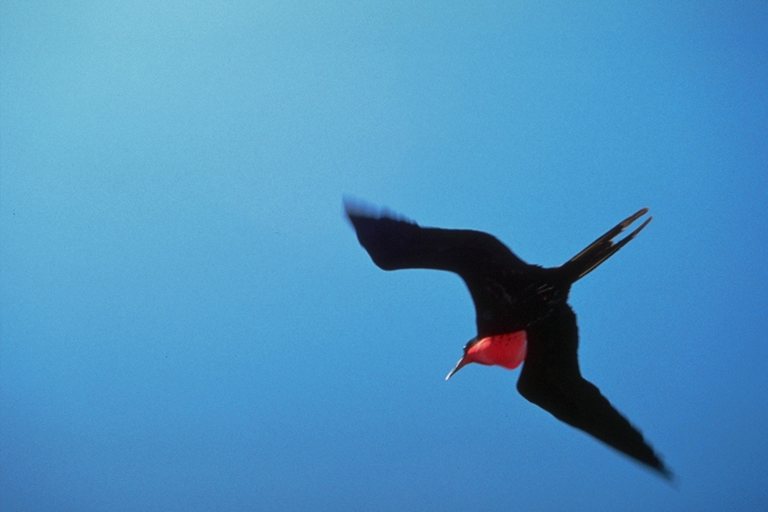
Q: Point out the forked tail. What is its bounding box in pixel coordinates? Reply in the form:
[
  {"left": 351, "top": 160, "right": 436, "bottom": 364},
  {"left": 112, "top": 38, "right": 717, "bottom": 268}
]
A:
[{"left": 563, "top": 208, "right": 652, "bottom": 282}]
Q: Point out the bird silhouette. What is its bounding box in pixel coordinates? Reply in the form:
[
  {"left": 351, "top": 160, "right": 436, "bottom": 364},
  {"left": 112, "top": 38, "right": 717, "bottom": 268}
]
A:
[{"left": 345, "top": 201, "right": 672, "bottom": 479}]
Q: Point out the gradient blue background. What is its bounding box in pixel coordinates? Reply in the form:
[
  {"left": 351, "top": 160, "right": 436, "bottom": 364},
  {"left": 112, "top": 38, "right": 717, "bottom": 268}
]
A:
[{"left": 2, "top": 2, "right": 767, "bottom": 511}]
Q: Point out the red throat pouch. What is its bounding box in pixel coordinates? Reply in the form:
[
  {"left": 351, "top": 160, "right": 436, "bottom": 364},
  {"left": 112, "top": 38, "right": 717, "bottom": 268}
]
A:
[{"left": 467, "top": 330, "right": 527, "bottom": 369}]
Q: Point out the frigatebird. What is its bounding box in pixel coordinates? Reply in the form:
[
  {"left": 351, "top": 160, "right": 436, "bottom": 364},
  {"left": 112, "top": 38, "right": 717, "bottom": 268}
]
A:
[{"left": 346, "top": 201, "right": 672, "bottom": 479}]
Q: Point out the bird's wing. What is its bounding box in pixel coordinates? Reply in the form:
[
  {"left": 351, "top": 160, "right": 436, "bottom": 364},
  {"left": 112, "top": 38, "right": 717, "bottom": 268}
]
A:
[
  {"left": 516, "top": 304, "right": 672, "bottom": 479},
  {"left": 346, "top": 203, "right": 530, "bottom": 276},
  {"left": 346, "top": 203, "right": 536, "bottom": 335}
]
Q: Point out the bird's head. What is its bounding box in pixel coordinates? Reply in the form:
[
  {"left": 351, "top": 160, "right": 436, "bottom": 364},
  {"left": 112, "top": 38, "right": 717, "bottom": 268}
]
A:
[{"left": 445, "top": 331, "right": 527, "bottom": 380}]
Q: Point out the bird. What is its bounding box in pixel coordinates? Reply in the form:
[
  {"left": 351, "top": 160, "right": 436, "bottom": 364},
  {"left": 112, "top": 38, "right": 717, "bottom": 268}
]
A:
[{"left": 345, "top": 200, "right": 672, "bottom": 479}]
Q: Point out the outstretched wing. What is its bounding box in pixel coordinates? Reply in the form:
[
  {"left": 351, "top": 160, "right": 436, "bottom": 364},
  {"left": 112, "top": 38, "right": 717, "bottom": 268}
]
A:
[
  {"left": 517, "top": 304, "right": 672, "bottom": 479},
  {"left": 346, "top": 203, "right": 535, "bottom": 334},
  {"left": 346, "top": 203, "right": 528, "bottom": 274}
]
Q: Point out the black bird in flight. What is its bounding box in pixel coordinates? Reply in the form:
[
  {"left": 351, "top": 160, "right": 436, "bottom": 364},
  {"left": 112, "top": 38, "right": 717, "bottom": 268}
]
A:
[{"left": 346, "top": 201, "right": 672, "bottom": 479}]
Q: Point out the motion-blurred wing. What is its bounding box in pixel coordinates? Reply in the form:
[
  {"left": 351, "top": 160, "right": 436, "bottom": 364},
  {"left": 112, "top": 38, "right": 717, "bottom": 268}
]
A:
[
  {"left": 346, "top": 204, "right": 528, "bottom": 275},
  {"left": 346, "top": 203, "right": 536, "bottom": 335},
  {"left": 347, "top": 205, "right": 540, "bottom": 336},
  {"left": 516, "top": 304, "right": 672, "bottom": 479}
]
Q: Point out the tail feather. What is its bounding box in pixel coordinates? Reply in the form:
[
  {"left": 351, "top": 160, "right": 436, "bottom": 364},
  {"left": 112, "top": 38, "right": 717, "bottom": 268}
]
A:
[{"left": 564, "top": 208, "right": 652, "bottom": 281}]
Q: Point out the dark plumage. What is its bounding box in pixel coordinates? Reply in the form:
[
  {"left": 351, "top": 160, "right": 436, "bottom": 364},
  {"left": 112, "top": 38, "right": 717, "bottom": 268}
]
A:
[{"left": 345, "top": 201, "right": 671, "bottom": 479}]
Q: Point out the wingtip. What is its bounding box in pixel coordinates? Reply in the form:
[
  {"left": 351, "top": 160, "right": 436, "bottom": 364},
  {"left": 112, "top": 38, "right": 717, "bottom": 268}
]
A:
[
  {"left": 342, "top": 197, "right": 414, "bottom": 227},
  {"left": 343, "top": 198, "right": 388, "bottom": 234},
  {"left": 342, "top": 196, "right": 372, "bottom": 220},
  {"left": 657, "top": 464, "right": 675, "bottom": 484}
]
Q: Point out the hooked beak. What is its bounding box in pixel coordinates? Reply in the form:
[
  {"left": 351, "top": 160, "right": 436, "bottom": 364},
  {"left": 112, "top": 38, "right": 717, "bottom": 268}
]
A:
[{"left": 445, "top": 356, "right": 470, "bottom": 381}]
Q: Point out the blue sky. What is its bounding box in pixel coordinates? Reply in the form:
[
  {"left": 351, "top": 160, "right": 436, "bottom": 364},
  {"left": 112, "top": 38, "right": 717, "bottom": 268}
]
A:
[{"left": 2, "top": 2, "right": 767, "bottom": 511}]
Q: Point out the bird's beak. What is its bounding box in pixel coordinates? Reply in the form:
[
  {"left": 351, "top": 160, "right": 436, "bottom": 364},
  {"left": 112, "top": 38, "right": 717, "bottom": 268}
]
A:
[{"left": 445, "top": 356, "right": 469, "bottom": 380}]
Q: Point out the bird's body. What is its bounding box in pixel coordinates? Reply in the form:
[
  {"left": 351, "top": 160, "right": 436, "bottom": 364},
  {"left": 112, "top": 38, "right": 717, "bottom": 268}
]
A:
[{"left": 346, "top": 202, "right": 671, "bottom": 479}]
